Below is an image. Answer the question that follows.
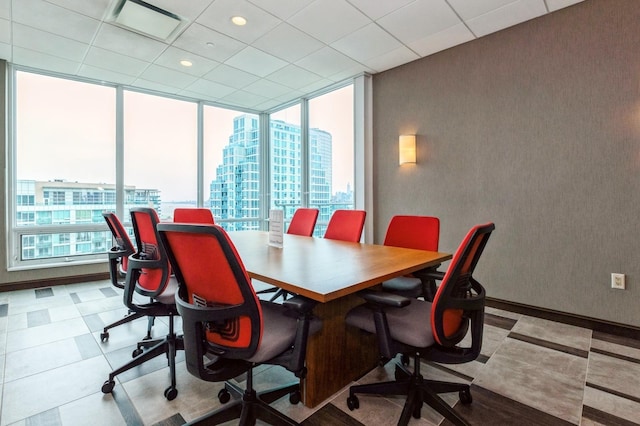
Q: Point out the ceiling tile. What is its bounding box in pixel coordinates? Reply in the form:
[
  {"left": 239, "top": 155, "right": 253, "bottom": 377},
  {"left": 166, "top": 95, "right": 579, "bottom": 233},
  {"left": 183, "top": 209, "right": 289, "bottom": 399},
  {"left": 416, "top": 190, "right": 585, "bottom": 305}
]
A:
[
  {"left": 153, "top": 46, "right": 219, "bottom": 77},
  {"left": 0, "top": 0, "right": 10, "bottom": 20},
  {"left": 77, "top": 64, "right": 136, "bottom": 85},
  {"left": 377, "top": 0, "right": 462, "bottom": 45},
  {"left": 93, "top": 23, "right": 168, "bottom": 62},
  {"left": 408, "top": 23, "right": 475, "bottom": 57},
  {"left": 266, "top": 64, "right": 323, "bottom": 90},
  {"left": 221, "top": 89, "right": 269, "bottom": 109},
  {"left": 13, "top": 23, "right": 89, "bottom": 62},
  {"left": 331, "top": 23, "right": 404, "bottom": 63},
  {"left": 12, "top": 46, "right": 80, "bottom": 74},
  {"left": 362, "top": 46, "right": 420, "bottom": 73},
  {"left": 247, "top": 0, "right": 314, "bottom": 20},
  {"left": 547, "top": 0, "right": 584, "bottom": 12},
  {"left": 172, "top": 23, "right": 246, "bottom": 63},
  {"left": 288, "top": 0, "right": 371, "bottom": 44},
  {"left": 197, "top": 0, "right": 282, "bottom": 44},
  {"left": 139, "top": 64, "right": 199, "bottom": 89},
  {"left": 466, "top": 0, "right": 547, "bottom": 37},
  {"left": 345, "top": 0, "right": 414, "bottom": 20},
  {"left": 0, "top": 17, "right": 9, "bottom": 44},
  {"left": 0, "top": 42, "right": 9, "bottom": 60},
  {"left": 44, "top": 0, "right": 111, "bottom": 20},
  {"left": 183, "top": 78, "right": 237, "bottom": 99},
  {"left": 13, "top": 0, "right": 101, "bottom": 43},
  {"left": 252, "top": 23, "right": 324, "bottom": 63},
  {"left": 295, "top": 46, "right": 362, "bottom": 78},
  {"left": 132, "top": 78, "right": 181, "bottom": 95},
  {"left": 225, "top": 46, "right": 287, "bottom": 77},
  {"left": 447, "top": 0, "right": 517, "bottom": 20},
  {"left": 254, "top": 98, "right": 287, "bottom": 111},
  {"left": 243, "top": 78, "right": 291, "bottom": 98},
  {"left": 84, "top": 46, "right": 149, "bottom": 76},
  {"left": 203, "top": 63, "right": 260, "bottom": 89}
]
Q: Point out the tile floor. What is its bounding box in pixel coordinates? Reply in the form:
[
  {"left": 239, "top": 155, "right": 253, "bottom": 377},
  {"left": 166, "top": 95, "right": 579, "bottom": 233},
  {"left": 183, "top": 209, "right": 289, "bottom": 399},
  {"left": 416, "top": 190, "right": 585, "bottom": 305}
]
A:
[{"left": 1, "top": 280, "right": 640, "bottom": 425}]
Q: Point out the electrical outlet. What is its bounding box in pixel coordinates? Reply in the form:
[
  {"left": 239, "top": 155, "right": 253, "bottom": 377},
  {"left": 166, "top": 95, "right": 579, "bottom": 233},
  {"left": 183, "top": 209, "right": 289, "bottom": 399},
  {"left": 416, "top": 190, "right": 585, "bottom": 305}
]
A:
[{"left": 611, "top": 273, "right": 626, "bottom": 290}]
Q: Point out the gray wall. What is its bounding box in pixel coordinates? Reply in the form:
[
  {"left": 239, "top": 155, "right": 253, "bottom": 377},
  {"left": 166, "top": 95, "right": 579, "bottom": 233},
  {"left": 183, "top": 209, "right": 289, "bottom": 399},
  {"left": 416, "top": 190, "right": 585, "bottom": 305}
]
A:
[{"left": 373, "top": 0, "right": 640, "bottom": 327}]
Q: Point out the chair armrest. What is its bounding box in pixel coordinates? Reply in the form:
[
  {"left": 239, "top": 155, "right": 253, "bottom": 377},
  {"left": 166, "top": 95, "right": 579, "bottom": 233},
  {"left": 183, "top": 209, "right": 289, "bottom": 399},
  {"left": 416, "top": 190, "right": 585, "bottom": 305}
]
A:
[
  {"left": 414, "top": 269, "right": 445, "bottom": 281},
  {"left": 359, "top": 290, "right": 411, "bottom": 308},
  {"left": 283, "top": 295, "right": 318, "bottom": 314}
]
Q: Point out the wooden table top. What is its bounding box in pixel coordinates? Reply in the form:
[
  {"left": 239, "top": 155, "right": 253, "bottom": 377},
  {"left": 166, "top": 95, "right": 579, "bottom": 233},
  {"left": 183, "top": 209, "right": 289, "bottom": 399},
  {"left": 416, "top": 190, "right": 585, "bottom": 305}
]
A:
[{"left": 228, "top": 231, "right": 452, "bottom": 303}]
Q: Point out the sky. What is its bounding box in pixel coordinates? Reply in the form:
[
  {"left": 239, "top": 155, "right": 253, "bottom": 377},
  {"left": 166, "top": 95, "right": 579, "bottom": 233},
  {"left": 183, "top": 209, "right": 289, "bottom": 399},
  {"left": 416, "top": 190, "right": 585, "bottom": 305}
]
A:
[{"left": 16, "top": 71, "right": 354, "bottom": 202}]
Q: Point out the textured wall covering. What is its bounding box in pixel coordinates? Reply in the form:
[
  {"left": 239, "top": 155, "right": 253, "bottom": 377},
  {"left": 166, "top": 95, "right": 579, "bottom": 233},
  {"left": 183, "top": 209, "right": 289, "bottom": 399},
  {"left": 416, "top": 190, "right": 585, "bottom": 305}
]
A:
[{"left": 373, "top": 0, "right": 640, "bottom": 326}]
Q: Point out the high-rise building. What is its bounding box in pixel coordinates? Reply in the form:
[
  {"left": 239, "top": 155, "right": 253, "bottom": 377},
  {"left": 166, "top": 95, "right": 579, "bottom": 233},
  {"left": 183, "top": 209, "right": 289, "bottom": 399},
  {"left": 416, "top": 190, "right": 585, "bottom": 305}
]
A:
[{"left": 209, "top": 114, "right": 335, "bottom": 230}]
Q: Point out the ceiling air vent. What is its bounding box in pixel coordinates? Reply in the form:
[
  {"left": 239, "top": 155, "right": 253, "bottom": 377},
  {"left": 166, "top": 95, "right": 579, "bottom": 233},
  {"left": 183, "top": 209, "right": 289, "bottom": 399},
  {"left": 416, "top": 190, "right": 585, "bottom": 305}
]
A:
[{"left": 109, "top": 0, "right": 187, "bottom": 42}]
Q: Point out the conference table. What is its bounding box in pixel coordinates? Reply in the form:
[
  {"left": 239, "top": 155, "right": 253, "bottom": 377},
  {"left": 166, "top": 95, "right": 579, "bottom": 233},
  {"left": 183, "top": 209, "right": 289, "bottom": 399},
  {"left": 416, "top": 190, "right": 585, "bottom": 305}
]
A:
[{"left": 227, "top": 231, "right": 452, "bottom": 408}]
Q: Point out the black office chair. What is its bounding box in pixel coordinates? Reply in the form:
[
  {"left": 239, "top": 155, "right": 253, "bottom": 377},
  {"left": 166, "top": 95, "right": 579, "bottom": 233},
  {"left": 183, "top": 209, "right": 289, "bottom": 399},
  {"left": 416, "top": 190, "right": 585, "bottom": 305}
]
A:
[
  {"left": 101, "top": 212, "right": 154, "bottom": 342},
  {"left": 157, "top": 222, "right": 322, "bottom": 425},
  {"left": 345, "top": 223, "right": 495, "bottom": 426},
  {"left": 101, "top": 207, "right": 184, "bottom": 400}
]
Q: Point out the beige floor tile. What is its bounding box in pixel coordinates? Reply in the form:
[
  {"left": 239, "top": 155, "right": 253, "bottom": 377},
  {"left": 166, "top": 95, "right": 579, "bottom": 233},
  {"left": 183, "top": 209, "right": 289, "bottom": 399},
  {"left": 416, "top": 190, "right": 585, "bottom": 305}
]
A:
[
  {"left": 58, "top": 392, "right": 127, "bottom": 426},
  {"left": 5, "top": 317, "right": 89, "bottom": 353},
  {"left": 587, "top": 351, "right": 640, "bottom": 400},
  {"left": 1, "top": 356, "right": 112, "bottom": 425},
  {"left": 4, "top": 338, "right": 83, "bottom": 382},
  {"left": 583, "top": 385, "right": 640, "bottom": 424},
  {"left": 511, "top": 316, "right": 592, "bottom": 351},
  {"left": 591, "top": 337, "right": 640, "bottom": 361}
]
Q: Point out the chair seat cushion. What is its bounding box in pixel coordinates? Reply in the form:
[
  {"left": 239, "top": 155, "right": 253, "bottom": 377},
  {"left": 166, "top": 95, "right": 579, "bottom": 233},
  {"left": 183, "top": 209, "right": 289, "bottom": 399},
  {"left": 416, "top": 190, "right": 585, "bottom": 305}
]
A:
[
  {"left": 247, "top": 301, "right": 321, "bottom": 363},
  {"left": 346, "top": 299, "right": 435, "bottom": 348},
  {"left": 154, "top": 276, "right": 179, "bottom": 305}
]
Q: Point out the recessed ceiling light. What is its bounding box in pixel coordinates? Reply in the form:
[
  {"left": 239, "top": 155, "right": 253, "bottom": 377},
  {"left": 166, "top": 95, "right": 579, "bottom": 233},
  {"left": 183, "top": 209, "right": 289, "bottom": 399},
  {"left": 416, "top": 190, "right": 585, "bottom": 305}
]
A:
[
  {"left": 231, "top": 16, "right": 247, "bottom": 26},
  {"left": 180, "top": 60, "right": 193, "bottom": 67}
]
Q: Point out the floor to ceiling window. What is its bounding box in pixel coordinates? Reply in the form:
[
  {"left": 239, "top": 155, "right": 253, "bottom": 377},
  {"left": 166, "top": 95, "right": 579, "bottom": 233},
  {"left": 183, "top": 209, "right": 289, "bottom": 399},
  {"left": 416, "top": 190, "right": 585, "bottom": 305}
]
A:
[
  {"left": 123, "top": 91, "right": 197, "bottom": 221},
  {"left": 8, "top": 67, "right": 360, "bottom": 270}
]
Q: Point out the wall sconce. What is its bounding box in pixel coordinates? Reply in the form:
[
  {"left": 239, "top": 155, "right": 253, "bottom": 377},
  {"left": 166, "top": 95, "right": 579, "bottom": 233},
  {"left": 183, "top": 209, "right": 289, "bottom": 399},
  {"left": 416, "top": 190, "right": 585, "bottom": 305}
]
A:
[{"left": 399, "top": 135, "right": 416, "bottom": 165}]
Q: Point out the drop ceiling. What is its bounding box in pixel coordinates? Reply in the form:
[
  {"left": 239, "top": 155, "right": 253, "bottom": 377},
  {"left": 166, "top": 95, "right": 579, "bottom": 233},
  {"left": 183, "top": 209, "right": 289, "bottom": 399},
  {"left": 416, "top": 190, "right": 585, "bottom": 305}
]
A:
[{"left": 0, "top": 0, "right": 584, "bottom": 112}]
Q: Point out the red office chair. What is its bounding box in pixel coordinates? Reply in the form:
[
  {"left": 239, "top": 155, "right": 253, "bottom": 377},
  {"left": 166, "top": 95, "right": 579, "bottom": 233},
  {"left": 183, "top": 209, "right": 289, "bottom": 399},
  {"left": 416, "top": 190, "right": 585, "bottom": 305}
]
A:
[
  {"left": 173, "top": 207, "right": 215, "bottom": 224},
  {"left": 101, "top": 208, "right": 184, "bottom": 400},
  {"left": 157, "top": 222, "right": 322, "bottom": 425},
  {"left": 345, "top": 223, "right": 495, "bottom": 426},
  {"left": 381, "top": 215, "right": 441, "bottom": 300},
  {"left": 324, "top": 209, "right": 366, "bottom": 242},
  {"left": 100, "top": 212, "right": 154, "bottom": 342},
  {"left": 258, "top": 208, "right": 319, "bottom": 302}
]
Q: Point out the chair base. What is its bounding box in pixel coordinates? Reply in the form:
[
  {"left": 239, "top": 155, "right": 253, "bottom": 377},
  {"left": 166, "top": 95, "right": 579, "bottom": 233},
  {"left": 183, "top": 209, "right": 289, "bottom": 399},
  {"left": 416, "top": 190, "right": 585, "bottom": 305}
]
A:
[
  {"left": 101, "top": 327, "right": 184, "bottom": 400},
  {"left": 347, "top": 358, "right": 471, "bottom": 426},
  {"left": 256, "top": 286, "right": 293, "bottom": 302},
  {"left": 186, "top": 367, "right": 300, "bottom": 426}
]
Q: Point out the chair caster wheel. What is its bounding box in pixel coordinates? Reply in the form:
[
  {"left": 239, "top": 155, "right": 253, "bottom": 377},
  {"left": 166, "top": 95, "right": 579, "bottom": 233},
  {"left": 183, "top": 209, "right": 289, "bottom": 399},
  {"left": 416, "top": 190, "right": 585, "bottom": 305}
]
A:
[
  {"left": 143, "top": 335, "right": 152, "bottom": 341},
  {"left": 102, "top": 380, "right": 115, "bottom": 394},
  {"left": 132, "top": 348, "right": 143, "bottom": 357},
  {"left": 346, "top": 395, "right": 359, "bottom": 411},
  {"left": 459, "top": 388, "right": 472, "bottom": 404},
  {"left": 100, "top": 332, "right": 109, "bottom": 342},
  {"left": 164, "top": 386, "right": 178, "bottom": 401},
  {"left": 218, "top": 388, "right": 231, "bottom": 404},
  {"left": 289, "top": 390, "right": 301, "bottom": 405}
]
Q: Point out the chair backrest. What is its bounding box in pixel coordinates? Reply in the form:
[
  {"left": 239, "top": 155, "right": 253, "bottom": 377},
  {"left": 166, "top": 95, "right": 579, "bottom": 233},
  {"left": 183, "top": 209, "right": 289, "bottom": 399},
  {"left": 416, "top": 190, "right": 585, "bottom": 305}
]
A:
[
  {"left": 173, "top": 208, "right": 215, "bottom": 224},
  {"left": 129, "top": 207, "right": 171, "bottom": 297},
  {"left": 157, "top": 223, "right": 262, "bottom": 359},
  {"left": 430, "top": 223, "right": 494, "bottom": 347},
  {"left": 383, "top": 215, "right": 439, "bottom": 251},
  {"left": 324, "top": 209, "right": 366, "bottom": 242},
  {"left": 287, "top": 208, "right": 319, "bottom": 237},
  {"left": 103, "top": 212, "right": 135, "bottom": 285}
]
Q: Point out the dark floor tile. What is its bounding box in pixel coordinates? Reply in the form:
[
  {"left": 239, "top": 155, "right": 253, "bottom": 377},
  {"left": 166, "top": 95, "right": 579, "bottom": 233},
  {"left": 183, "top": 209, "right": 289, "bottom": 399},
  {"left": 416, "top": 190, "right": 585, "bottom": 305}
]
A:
[
  {"left": 69, "top": 292, "right": 81, "bottom": 304},
  {"left": 0, "top": 303, "right": 8, "bottom": 317},
  {"left": 75, "top": 333, "right": 102, "bottom": 360},
  {"left": 151, "top": 413, "right": 186, "bottom": 426},
  {"left": 442, "top": 385, "right": 576, "bottom": 426},
  {"left": 508, "top": 332, "right": 589, "bottom": 358},
  {"left": 25, "top": 407, "right": 62, "bottom": 426},
  {"left": 82, "top": 313, "right": 106, "bottom": 332},
  {"left": 582, "top": 405, "right": 640, "bottom": 426},
  {"left": 485, "top": 312, "right": 517, "bottom": 330},
  {"left": 103, "top": 343, "right": 185, "bottom": 383},
  {"left": 35, "top": 288, "right": 54, "bottom": 298},
  {"left": 100, "top": 287, "right": 119, "bottom": 298},
  {"left": 586, "top": 382, "right": 640, "bottom": 405},
  {"left": 593, "top": 331, "right": 640, "bottom": 351},
  {"left": 301, "top": 403, "right": 365, "bottom": 426},
  {"left": 111, "top": 384, "right": 144, "bottom": 426},
  {"left": 590, "top": 347, "right": 640, "bottom": 365},
  {"left": 27, "top": 309, "right": 51, "bottom": 328}
]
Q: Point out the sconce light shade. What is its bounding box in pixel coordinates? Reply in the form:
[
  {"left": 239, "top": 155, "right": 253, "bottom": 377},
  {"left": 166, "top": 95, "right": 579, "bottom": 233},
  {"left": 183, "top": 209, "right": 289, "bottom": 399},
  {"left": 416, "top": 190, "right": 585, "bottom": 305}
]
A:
[{"left": 399, "top": 135, "right": 416, "bottom": 165}]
